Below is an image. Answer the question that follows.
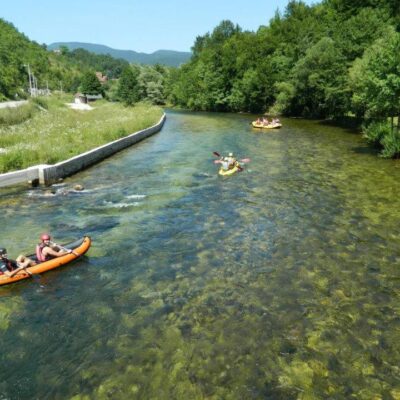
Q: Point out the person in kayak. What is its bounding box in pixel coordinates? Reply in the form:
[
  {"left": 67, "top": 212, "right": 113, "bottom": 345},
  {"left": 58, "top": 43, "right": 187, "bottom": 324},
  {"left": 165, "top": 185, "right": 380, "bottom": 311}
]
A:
[
  {"left": 0, "top": 248, "right": 35, "bottom": 277},
  {"left": 224, "top": 152, "right": 238, "bottom": 170},
  {"left": 36, "top": 233, "right": 72, "bottom": 262}
]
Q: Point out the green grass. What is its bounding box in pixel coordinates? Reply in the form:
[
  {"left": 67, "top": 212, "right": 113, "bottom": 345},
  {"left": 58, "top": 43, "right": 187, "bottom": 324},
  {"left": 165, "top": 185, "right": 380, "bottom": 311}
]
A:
[
  {"left": 0, "top": 103, "right": 36, "bottom": 126},
  {"left": 0, "top": 94, "right": 163, "bottom": 172}
]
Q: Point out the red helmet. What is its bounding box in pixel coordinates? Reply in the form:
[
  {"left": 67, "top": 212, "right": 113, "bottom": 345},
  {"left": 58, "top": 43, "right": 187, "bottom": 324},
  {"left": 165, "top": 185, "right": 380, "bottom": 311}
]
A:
[{"left": 40, "top": 233, "right": 51, "bottom": 242}]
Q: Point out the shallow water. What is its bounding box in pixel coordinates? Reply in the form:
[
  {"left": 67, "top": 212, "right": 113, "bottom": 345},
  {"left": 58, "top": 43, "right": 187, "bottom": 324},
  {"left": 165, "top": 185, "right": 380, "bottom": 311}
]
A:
[{"left": 1, "top": 110, "right": 400, "bottom": 399}]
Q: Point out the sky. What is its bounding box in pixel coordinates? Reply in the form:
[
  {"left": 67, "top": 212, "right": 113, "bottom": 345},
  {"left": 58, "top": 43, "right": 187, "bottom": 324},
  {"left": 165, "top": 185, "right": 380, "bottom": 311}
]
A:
[{"left": 1, "top": 0, "right": 315, "bottom": 54}]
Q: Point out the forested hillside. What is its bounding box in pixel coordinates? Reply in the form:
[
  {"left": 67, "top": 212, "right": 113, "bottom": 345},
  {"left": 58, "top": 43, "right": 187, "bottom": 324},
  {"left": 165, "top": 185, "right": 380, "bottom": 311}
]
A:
[
  {"left": 0, "top": 19, "right": 52, "bottom": 100},
  {"left": 167, "top": 0, "right": 399, "bottom": 121},
  {"left": 55, "top": 47, "right": 129, "bottom": 79},
  {"left": 0, "top": 19, "right": 130, "bottom": 99},
  {"left": 48, "top": 42, "right": 192, "bottom": 67}
]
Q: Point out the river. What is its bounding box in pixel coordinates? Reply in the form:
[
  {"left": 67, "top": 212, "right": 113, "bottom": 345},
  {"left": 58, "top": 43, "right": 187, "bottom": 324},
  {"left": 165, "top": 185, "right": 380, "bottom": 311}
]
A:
[{"left": 0, "top": 110, "right": 399, "bottom": 399}]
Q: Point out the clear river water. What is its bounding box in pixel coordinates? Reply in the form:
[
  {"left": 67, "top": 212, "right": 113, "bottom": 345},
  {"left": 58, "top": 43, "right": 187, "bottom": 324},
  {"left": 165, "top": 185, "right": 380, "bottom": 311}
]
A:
[{"left": 0, "top": 110, "right": 400, "bottom": 399}]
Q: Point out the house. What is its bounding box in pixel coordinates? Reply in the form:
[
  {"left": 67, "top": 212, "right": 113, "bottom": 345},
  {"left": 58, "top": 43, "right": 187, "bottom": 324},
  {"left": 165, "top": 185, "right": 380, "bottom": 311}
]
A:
[
  {"left": 74, "top": 93, "right": 103, "bottom": 104},
  {"left": 95, "top": 72, "right": 108, "bottom": 84},
  {"left": 74, "top": 93, "right": 87, "bottom": 104}
]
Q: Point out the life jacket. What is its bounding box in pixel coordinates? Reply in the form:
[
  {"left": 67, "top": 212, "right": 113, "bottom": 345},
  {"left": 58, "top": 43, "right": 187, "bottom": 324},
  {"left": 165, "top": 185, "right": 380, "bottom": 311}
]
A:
[
  {"left": 0, "top": 258, "right": 17, "bottom": 274},
  {"left": 36, "top": 243, "right": 49, "bottom": 262}
]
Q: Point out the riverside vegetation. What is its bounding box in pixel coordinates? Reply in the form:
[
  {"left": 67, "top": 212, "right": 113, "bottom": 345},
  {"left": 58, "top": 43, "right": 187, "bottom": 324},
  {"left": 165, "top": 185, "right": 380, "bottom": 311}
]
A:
[
  {"left": 164, "top": 1, "right": 400, "bottom": 158},
  {"left": 0, "top": 94, "right": 163, "bottom": 173},
  {"left": 2, "top": 1, "right": 400, "bottom": 157}
]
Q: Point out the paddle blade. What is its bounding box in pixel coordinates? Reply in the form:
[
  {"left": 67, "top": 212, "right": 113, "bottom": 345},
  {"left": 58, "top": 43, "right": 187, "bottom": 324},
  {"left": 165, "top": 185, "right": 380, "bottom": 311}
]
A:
[
  {"left": 213, "top": 151, "right": 221, "bottom": 157},
  {"left": 240, "top": 158, "right": 251, "bottom": 163}
]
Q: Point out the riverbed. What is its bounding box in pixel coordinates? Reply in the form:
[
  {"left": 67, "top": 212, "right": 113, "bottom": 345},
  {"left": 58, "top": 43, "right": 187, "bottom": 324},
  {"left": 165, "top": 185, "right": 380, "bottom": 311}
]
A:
[{"left": 0, "top": 110, "right": 399, "bottom": 399}]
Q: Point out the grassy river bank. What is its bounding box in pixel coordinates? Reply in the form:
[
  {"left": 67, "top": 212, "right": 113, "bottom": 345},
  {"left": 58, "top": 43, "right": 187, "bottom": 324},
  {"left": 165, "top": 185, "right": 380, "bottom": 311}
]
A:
[{"left": 0, "top": 95, "right": 163, "bottom": 173}]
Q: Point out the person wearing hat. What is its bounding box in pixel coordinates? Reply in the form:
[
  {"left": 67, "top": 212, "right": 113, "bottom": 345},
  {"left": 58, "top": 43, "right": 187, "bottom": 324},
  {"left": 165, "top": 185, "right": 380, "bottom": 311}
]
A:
[
  {"left": 36, "top": 233, "right": 73, "bottom": 262},
  {"left": 224, "top": 152, "right": 237, "bottom": 170},
  {"left": 0, "top": 248, "right": 35, "bottom": 277}
]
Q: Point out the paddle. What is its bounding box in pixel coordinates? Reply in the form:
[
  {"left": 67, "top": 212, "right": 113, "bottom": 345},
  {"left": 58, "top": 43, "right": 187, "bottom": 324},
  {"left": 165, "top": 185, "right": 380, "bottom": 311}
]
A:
[
  {"left": 212, "top": 152, "right": 249, "bottom": 170},
  {"left": 50, "top": 241, "right": 79, "bottom": 257}
]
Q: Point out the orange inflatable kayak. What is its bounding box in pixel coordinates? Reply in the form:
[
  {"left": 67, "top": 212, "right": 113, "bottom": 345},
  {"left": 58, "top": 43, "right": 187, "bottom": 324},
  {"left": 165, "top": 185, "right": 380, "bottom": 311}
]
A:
[{"left": 0, "top": 236, "right": 91, "bottom": 286}]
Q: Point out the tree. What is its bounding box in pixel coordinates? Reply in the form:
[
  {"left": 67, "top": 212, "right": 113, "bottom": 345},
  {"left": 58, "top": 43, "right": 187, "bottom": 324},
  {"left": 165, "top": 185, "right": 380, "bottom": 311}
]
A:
[
  {"left": 137, "top": 66, "right": 164, "bottom": 105},
  {"left": 291, "top": 37, "right": 348, "bottom": 117},
  {"left": 228, "top": 69, "right": 265, "bottom": 113},
  {"left": 332, "top": 7, "right": 392, "bottom": 60},
  {"left": 59, "top": 45, "right": 69, "bottom": 55},
  {"left": 79, "top": 71, "right": 103, "bottom": 95},
  {"left": 116, "top": 66, "right": 140, "bottom": 106},
  {"left": 349, "top": 28, "right": 400, "bottom": 131}
]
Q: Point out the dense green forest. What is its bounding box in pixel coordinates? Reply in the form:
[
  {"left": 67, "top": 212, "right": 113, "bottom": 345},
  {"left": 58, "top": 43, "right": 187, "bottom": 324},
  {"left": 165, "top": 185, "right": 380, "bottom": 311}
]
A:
[
  {"left": 164, "top": 0, "right": 400, "bottom": 156},
  {"left": 167, "top": 0, "right": 399, "bottom": 116}
]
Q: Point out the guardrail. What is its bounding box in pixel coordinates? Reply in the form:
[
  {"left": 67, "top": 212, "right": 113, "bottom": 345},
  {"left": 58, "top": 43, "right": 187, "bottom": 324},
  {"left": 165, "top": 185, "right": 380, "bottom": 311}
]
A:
[{"left": 0, "top": 113, "right": 166, "bottom": 188}]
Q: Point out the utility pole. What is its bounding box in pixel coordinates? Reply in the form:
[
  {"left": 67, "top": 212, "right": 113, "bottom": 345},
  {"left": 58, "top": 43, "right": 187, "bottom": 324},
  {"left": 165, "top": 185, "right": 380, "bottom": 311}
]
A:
[
  {"left": 33, "top": 75, "right": 38, "bottom": 97},
  {"left": 23, "top": 64, "right": 33, "bottom": 96}
]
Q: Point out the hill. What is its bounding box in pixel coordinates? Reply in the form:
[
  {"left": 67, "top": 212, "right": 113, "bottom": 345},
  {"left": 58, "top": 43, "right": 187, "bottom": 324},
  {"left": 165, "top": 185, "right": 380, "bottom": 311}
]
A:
[
  {"left": 48, "top": 42, "right": 191, "bottom": 67},
  {"left": 0, "top": 18, "right": 80, "bottom": 99}
]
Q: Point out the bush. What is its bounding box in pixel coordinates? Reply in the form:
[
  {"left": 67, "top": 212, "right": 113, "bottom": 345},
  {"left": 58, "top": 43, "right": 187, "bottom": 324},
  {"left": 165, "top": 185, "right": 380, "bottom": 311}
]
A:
[
  {"left": 31, "top": 96, "right": 49, "bottom": 110},
  {"left": 380, "top": 129, "right": 400, "bottom": 158},
  {"left": 362, "top": 121, "right": 391, "bottom": 147},
  {"left": 362, "top": 121, "right": 400, "bottom": 158}
]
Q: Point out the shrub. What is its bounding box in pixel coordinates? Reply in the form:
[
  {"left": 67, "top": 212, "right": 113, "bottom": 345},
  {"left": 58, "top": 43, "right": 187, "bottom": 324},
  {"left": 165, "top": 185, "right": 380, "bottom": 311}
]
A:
[
  {"left": 31, "top": 96, "right": 49, "bottom": 110},
  {"left": 362, "top": 121, "right": 390, "bottom": 147},
  {"left": 380, "top": 129, "right": 400, "bottom": 158}
]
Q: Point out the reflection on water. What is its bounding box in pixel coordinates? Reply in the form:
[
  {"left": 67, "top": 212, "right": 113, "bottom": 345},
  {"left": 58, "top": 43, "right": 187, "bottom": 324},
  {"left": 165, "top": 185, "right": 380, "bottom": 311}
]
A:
[{"left": 0, "top": 110, "right": 400, "bottom": 399}]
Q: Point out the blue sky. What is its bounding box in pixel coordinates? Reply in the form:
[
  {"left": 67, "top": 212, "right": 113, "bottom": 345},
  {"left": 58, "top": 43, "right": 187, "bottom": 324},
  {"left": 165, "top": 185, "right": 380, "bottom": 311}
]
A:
[{"left": 2, "top": 0, "right": 316, "bottom": 53}]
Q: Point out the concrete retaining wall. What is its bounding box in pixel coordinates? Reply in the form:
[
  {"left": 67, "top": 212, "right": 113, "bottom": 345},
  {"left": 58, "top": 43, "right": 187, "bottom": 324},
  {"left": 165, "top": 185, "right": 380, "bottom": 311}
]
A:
[
  {"left": 0, "top": 113, "right": 166, "bottom": 188},
  {"left": 0, "top": 166, "right": 39, "bottom": 188}
]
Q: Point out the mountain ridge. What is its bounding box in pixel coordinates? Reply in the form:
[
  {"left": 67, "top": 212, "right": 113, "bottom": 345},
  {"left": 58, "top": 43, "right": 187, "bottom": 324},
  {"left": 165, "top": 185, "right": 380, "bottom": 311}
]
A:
[{"left": 48, "top": 42, "right": 191, "bottom": 67}]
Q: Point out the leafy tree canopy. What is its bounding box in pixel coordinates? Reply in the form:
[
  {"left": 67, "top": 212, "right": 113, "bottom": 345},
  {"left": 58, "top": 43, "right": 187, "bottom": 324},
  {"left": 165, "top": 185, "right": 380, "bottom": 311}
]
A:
[{"left": 80, "top": 71, "right": 103, "bottom": 95}]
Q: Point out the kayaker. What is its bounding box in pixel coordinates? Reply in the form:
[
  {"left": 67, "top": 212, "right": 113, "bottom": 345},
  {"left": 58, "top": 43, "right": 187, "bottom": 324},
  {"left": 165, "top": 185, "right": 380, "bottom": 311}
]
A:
[
  {"left": 36, "top": 233, "right": 72, "bottom": 262},
  {"left": 0, "top": 248, "right": 35, "bottom": 277},
  {"left": 225, "top": 152, "right": 238, "bottom": 170},
  {"left": 220, "top": 156, "right": 229, "bottom": 170}
]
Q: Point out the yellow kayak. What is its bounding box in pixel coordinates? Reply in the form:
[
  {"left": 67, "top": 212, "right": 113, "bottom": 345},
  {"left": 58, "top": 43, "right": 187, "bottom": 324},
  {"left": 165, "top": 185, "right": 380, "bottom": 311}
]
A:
[
  {"left": 219, "top": 164, "right": 240, "bottom": 176},
  {"left": 252, "top": 121, "right": 282, "bottom": 129}
]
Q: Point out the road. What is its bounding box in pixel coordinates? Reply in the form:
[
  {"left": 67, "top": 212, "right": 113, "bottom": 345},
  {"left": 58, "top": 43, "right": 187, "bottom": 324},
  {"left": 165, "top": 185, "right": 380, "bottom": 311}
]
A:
[{"left": 0, "top": 100, "right": 28, "bottom": 109}]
